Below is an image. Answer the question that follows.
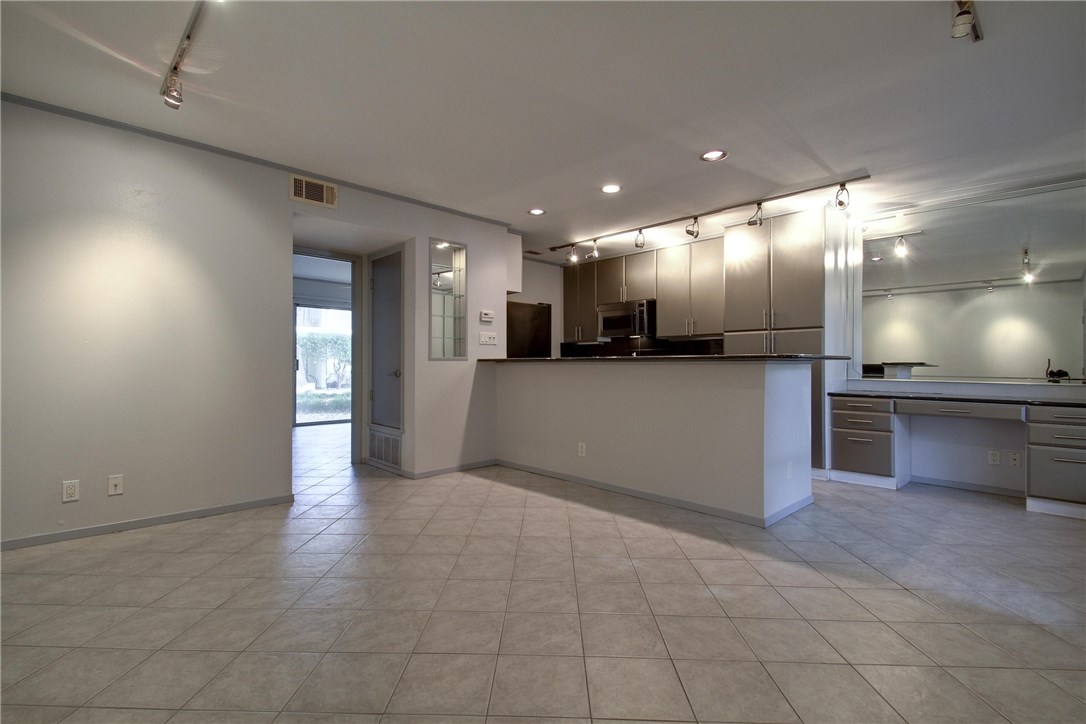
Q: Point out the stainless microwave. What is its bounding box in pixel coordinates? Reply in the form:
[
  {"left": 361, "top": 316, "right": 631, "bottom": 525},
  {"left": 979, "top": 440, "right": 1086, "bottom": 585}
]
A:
[{"left": 598, "top": 300, "right": 655, "bottom": 338}]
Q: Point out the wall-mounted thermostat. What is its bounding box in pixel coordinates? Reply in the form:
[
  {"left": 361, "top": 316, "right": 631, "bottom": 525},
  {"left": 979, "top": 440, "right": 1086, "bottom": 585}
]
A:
[{"left": 479, "top": 310, "right": 496, "bottom": 323}]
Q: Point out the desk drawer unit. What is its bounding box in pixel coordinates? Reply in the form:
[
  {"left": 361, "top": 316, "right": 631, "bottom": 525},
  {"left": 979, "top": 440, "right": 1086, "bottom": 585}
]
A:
[
  {"left": 1029, "top": 423, "right": 1086, "bottom": 449},
  {"left": 894, "top": 399, "right": 1024, "bottom": 421},
  {"left": 1029, "top": 406, "right": 1086, "bottom": 425},
  {"left": 1028, "top": 446, "right": 1086, "bottom": 504},
  {"left": 831, "top": 397, "right": 893, "bottom": 414},
  {"left": 831, "top": 410, "right": 893, "bottom": 433},
  {"left": 831, "top": 429, "right": 893, "bottom": 477}
]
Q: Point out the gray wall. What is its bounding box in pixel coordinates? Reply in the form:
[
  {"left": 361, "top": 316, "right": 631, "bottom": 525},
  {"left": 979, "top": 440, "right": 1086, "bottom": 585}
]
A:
[{"left": 1, "top": 102, "right": 294, "bottom": 543}]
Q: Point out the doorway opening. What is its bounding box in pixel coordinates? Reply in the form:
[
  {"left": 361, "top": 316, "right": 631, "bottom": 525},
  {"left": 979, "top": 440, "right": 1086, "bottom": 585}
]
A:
[{"left": 293, "top": 254, "right": 353, "bottom": 427}]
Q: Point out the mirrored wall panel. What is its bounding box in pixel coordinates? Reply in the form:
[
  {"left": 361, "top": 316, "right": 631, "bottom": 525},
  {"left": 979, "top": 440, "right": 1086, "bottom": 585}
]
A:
[
  {"left": 430, "top": 240, "right": 466, "bottom": 359},
  {"left": 857, "top": 182, "right": 1085, "bottom": 382}
]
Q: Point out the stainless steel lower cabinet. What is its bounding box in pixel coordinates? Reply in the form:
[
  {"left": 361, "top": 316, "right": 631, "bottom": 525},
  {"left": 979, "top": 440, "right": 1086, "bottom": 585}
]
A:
[
  {"left": 831, "top": 428, "right": 894, "bottom": 477},
  {"left": 1028, "top": 445, "right": 1086, "bottom": 503}
]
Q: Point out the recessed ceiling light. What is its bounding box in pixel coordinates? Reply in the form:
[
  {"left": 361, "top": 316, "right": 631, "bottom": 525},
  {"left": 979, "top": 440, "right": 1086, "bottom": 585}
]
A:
[
  {"left": 601, "top": 184, "right": 622, "bottom": 194},
  {"left": 527, "top": 208, "right": 546, "bottom": 216},
  {"left": 700, "top": 149, "right": 728, "bottom": 162}
]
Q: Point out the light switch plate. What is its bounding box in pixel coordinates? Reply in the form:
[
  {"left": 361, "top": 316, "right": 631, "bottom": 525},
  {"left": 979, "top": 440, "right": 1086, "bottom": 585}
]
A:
[{"left": 479, "top": 332, "right": 497, "bottom": 345}]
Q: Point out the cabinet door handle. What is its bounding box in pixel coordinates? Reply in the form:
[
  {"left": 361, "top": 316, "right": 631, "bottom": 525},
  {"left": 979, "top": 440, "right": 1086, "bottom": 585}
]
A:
[
  {"left": 847, "top": 418, "right": 874, "bottom": 424},
  {"left": 771, "top": 333, "right": 776, "bottom": 354},
  {"left": 1053, "top": 458, "right": 1086, "bottom": 464},
  {"left": 846, "top": 403, "right": 874, "bottom": 408},
  {"left": 1053, "top": 435, "right": 1086, "bottom": 441},
  {"left": 1053, "top": 414, "right": 1086, "bottom": 420},
  {"left": 763, "top": 333, "right": 768, "bottom": 354},
  {"left": 762, "top": 309, "right": 768, "bottom": 328},
  {"left": 690, "top": 318, "right": 695, "bottom": 335},
  {"left": 938, "top": 408, "right": 973, "bottom": 414},
  {"left": 847, "top": 437, "right": 874, "bottom": 443}
]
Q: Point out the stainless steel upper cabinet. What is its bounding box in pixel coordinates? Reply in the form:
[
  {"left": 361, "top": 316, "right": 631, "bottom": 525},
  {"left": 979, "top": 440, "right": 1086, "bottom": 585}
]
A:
[
  {"left": 770, "top": 210, "right": 825, "bottom": 330},
  {"left": 624, "top": 250, "right": 657, "bottom": 301},
  {"left": 562, "top": 263, "right": 598, "bottom": 342},
  {"left": 690, "top": 237, "right": 724, "bottom": 337},
  {"left": 655, "top": 244, "right": 691, "bottom": 337},
  {"left": 723, "top": 224, "right": 771, "bottom": 332},
  {"left": 595, "top": 257, "right": 624, "bottom": 305}
]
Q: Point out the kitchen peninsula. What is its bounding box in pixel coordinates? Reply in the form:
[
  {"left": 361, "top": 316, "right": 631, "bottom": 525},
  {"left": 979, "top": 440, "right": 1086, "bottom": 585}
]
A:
[{"left": 492, "top": 354, "right": 845, "bottom": 527}]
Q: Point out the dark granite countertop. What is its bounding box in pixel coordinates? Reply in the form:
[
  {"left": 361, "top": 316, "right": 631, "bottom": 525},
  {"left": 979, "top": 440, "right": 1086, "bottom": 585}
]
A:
[{"left": 489, "top": 354, "right": 849, "bottom": 363}]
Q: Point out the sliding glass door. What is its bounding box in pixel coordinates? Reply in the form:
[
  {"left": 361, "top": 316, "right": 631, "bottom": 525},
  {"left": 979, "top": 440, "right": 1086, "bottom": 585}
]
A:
[{"left": 295, "top": 305, "right": 353, "bottom": 425}]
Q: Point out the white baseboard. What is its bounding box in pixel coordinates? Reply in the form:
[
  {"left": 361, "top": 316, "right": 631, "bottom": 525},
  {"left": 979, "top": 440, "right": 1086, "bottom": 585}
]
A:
[{"left": 1026, "top": 497, "right": 1086, "bottom": 520}]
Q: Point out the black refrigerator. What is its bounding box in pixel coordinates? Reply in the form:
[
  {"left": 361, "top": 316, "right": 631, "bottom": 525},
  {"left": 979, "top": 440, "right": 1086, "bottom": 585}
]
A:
[{"left": 507, "top": 301, "right": 552, "bottom": 358}]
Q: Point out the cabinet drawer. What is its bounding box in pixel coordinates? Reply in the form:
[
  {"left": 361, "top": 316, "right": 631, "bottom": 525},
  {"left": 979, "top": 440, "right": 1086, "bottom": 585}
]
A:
[
  {"left": 832, "top": 410, "right": 892, "bottom": 433},
  {"left": 832, "top": 429, "right": 894, "bottom": 477},
  {"left": 1028, "top": 445, "right": 1086, "bottom": 504},
  {"left": 894, "top": 399, "right": 1024, "bottom": 421},
  {"left": 1029, "top": 423, "right": 1086, "bottom": 449},
  {"left": 831, "top": 397, "right": 893, "bottom": 414},
  {"left": 1028, "top": 406, "right": 1086, "bottom": 425}
]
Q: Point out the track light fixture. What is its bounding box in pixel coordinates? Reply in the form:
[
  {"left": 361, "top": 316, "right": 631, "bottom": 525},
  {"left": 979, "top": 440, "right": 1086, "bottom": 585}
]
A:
[
  {"left": 1022, "top": 249, "right": 1034, "bottom": 283},
  {"left": 986, "top": 282, "right": 994, "bottom": 293},
  {"left": 835, "top": 183, "right": 850, "bottom": 210},
  {"left": 585, "top": 240, "right": 600, "bottom": 260},
  {"left": 887, "top": 291, "right": 894, "bottom": 301},
  {"left": 164, "top": 74, "right": 182, "bottom": 109},
  {"left": 159, "top": 1, "right": 208, "bottom": 110},
  {"left": 685, "top": 217, "right": 700, "bottom": 239},
  {"left": 894, "top": 236, "right": 908, "bottom": 257},
  {"left": 747, "top": 203, "right": 764, "bottom": 227},
  {"left": 566, "top": 249, "right": 578, "bottom": 264},
  {"left": 951, "top": 0, "right": 982, "bottom": 42},
  {"left": 634, "top": 229, "right": 646, "bottom": 249}
]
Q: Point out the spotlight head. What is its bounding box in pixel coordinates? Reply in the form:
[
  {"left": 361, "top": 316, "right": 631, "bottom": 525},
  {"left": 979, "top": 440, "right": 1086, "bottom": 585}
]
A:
[
  {"left": 747, "top": 203, "right": 763, "bottom": 227},
  {"left": 164, "top": 73, "right": 182, "bottom": 110},
  {"left": 634, "top": 230, "right": 646, "bottom": 249},
  {"left": 951, "top": 8, "right": 974, "bottom": 37},
  {"left": 894, "top": 237, "right": 907, "bottom": 257},
  {"left": 835, "top": 183, "right": 850, "bottom": 209},
  {"left": 566, "top": 249, "right": 578, "bottom": 264},
  {"left": 1023, "top": 271, "right": 1034, "bottom": 283},
  {"left": 585, "top": 241, "right": 600, "bottom": 260},
  {"left": 685, "top": 217, "right": 700, "bottom": 239}
]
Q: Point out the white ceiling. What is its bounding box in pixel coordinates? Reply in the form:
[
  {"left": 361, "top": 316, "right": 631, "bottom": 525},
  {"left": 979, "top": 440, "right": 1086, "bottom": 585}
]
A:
[{"left": 2, "top": 1, "right": 1084, "bottom": 265}]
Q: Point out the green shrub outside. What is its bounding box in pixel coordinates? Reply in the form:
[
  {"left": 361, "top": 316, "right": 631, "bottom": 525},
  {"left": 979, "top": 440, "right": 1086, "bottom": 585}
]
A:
[{"left": 296, "top": 390, "right": 352, "bottom": 414}]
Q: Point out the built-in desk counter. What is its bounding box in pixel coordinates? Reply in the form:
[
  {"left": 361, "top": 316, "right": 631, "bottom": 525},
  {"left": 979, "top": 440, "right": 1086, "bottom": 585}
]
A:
[
  {"left": 490, "top": 355, "right": 845, "bottom": 527},
  {"left": 828, "top": 391, "right": 1086, "bottom": 519}
]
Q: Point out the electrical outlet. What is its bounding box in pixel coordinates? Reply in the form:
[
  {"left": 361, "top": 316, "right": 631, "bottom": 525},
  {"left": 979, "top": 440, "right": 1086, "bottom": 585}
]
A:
[
  {"left": 108, "top": 474, "right": 124, "bottom": 496},
  {"left": 577, "top": 442, "right": 586, "bottom": 457},
  {"left": 1007, "top": 450, "right": 1022, "bottom": 468},
  {"left": 61, "top": 480, "right": 79, "bottom": 503},
  {"left": 987, "top": 450, "right": 1001, "bottom": 465},
  {"left": 479, "top": 332, "right": 497, "bottom": 345}
]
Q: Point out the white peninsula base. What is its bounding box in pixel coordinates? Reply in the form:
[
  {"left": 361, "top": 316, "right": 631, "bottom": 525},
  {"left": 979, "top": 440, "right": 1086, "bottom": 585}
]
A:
[{"left": 494, "top": 358, "right": 816, "bottom": 527}]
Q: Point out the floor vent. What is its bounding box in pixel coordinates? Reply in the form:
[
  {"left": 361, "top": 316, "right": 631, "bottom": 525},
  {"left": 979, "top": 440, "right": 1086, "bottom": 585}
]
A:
[
  {"left": 290, "top": 174, "right": 338, "bottom": 209},
  {"left": 369, "top": 427, "right": 402, "bottom": 469}
]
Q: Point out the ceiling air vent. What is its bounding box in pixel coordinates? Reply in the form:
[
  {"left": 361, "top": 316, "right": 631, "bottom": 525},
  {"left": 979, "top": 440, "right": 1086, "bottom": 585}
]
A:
[{"left": 290, "top": 174, "right": 338, "bottom": 209}]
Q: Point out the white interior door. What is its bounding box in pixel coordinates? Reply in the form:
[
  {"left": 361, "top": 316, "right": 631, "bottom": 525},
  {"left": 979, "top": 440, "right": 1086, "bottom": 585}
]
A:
[{"left": 371, "top": 251, "right": 403, "bottom": 429}]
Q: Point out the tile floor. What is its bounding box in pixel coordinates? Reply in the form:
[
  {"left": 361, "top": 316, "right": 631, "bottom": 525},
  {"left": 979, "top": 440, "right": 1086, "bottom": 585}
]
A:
[{"left": 2, "top": 422, "right": 1084, "bottom": 723}]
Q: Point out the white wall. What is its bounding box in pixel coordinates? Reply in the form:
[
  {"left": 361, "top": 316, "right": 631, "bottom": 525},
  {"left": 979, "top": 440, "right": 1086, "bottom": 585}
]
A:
[
  {"left": 1, "top": 103, "right": 294, "bottom": 543},
  {"left": 863, "top": 280, "right": 1084, "bottom": 379},
  {"left": 508, "top": 259, "right": 563, "bottom": 358}
]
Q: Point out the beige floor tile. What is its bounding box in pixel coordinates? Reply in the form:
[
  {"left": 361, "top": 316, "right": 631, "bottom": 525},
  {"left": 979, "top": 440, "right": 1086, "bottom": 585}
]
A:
[
  {"left": 844, "top": 588, "right": 956, "bottom": 622},
  {"left": 572, "top": 556, "right": 638, "bottom": 582},
  {"left": 655, "top": 615, "right": 757, "bottom": 660},
  {"left": 511, "top": 555, "right": 574, "bottom": 581},
  {"left": 488, "top": 655, "right": 590, "bottom": 718},
  {"left": 1, "top": 646, "right": 71, "bottom": 691},
  {"left": 362, "top": 579, "right": 445, "bottom": 610},
  {"left": 2, "top": 648, "right": 152, "bottom": 707},
  {"left": 385, "top": 653, "right": 495, "bottom": 716},
  {"left": 87, "top": 650, "right": 235, "bottom": 709},
  {"left": 448, "top": 555, "right": 515, "bottom": 580},
  {"left": 247, "top": 609, "right": 355, "bottom": 652},
  {"left": 506, "top": 580, "right": 577, "bottom": 612},
  {"left": 324, "top": 554, "right": 400, "bottom": 579},
  {"left": 732, "top": 619, "right": 845, "bottom": 663},
  {"left": 165, "top": 609, "right": 282, "bottom": 651},
  {"left": 709, "top": 584, "right": 801, "bottom": 618},
  {"left": 291, "top": 578, "right": 380, "bottom": 609},
  {"left": 59, "top": 707, "right": 173, "bottom": 723},
  {"left": 0, "top": 605, "right": 68, "bottom": 641},
  {"left": 570, "top": 537, "right": 627, "bottom": 557},
  {"left": 575, "top": 582, "right": 650, "bottom": 613},
  {"left": 678, "top": 660, "right": 801, "bottom": 722},
  {"left": 330, "top": 610, "right": 429, "bottom": 653},
  {"left": 4, "top": 606, "right": 138, "bottom": 647},
  {"left": 580, "top": 613, "right": 668, "bottom": 657},
  {"left": 284, "top": 652, "right": 407, "bottom": 714},
  {"left": 889, "top": 622, "right": 1025, "bottom": 667},
  {"left": 911, "top": 588, "right": 1031, "bottom": 624},
  {"left": 630, "top": 558, "right": 701, "bottom": 583},
  {"left": 221, "top": 578, "right": 316, "bottom": 609},
  {"left": 641, "top": 583, "right": 725, "bottom": 616},
  {"left": 434, "top": 579, "right": 510, "bottom": 611},
  {"left": 184, "top": 651, "right": 322, "bottom": 712},
  {"left": 1038, "top": 669, "right": 1086, "bottom": 701},
  {"left": 414, "top": 611, "right": 504, "bottom": 653},
  {"left": 946, "top": 667, "right": 1086, "bottom": 724},
  {"left": 809, "top": 620, "right": 932, "bottom": 665},
  {"left": 766, "top": 662, "right": 903, "bottom": 723},
  {"left": 499, "top": 612, "right": 581, "bottom": 655},
  {"left": 83, "top": 607, "right": 209, "bottom": 649},
  {"left": 689, "top": 558, "right": 769, "bottom": 585},
  {"left": 776, "top": 586, "right": 878, "bottom": 621},
  {"left": 856, "top": 665, "right": 1008, "bottom": 723},
  {"left": 749, "top": 561, "right": 834, "bottom": 587},
  {"left": 150, "top": 578, "right": 254, "bottom": 608},
  {"left": 0, "top": 705, "right": 77, "bottom": 723},
  {"left": 584, "top": 657, "right": 693, "bottom": 721},
  {"left": 80, "top": 577, "right": 190, "bottom": 607},
  {"left": 966, "top": 623, "right": 1086, "bottom": 669}
]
